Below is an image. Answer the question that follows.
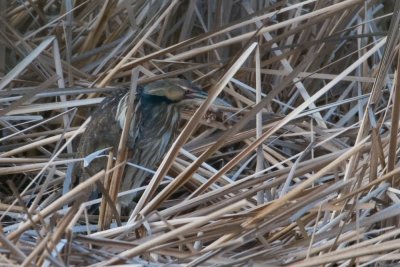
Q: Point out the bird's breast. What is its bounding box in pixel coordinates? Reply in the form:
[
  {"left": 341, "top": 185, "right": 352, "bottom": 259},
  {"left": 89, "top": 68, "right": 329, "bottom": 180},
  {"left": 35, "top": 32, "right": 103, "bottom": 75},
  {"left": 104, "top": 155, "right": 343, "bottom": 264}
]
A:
[{"left": 137, "top": 103, "right": 180, "bottom": 145}]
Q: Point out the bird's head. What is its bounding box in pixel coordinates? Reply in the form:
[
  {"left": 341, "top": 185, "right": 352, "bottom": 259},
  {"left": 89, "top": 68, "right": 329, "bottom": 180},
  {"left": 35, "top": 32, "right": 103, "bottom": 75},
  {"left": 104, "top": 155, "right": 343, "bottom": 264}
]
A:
[
  {"left": 140, "top": 78, "right": 208, "bottom": 107},
  {"left": 116, "top": 78, "right": 231, "bottom": 133}
]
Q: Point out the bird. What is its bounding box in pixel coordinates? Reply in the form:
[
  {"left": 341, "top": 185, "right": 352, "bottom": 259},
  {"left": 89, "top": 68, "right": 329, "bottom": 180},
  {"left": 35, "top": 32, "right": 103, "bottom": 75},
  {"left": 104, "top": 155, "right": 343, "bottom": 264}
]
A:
[{"left": 76, "top": 78, "right": 209, "bottom": 211}]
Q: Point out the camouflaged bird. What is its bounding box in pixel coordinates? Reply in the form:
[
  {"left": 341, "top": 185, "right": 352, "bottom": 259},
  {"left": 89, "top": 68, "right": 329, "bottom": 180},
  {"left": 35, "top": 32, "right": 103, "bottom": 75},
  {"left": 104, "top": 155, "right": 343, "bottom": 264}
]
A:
[{"left": 76, "top": 78, "right": 208, "bottom": 210}]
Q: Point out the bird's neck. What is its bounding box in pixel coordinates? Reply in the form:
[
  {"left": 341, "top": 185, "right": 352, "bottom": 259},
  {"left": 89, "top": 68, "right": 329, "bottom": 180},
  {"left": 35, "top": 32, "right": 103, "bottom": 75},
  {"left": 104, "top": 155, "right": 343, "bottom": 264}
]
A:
[
  {"left": 141, "top": 94, "right": 178, "bottom": 105},
  {"left": 138, "top": 97, "right": 181, "bottom": 132}
]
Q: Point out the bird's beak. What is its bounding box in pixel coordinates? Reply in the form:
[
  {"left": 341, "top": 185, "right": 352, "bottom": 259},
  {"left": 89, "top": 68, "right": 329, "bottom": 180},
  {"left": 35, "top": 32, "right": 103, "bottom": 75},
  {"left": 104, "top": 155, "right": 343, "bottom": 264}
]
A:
[
  {"left": 183, "top": 88, "right": 231, "bottom": 111},
  {"left": 185, "top": 89, "right": 208, "bottom": 100}
]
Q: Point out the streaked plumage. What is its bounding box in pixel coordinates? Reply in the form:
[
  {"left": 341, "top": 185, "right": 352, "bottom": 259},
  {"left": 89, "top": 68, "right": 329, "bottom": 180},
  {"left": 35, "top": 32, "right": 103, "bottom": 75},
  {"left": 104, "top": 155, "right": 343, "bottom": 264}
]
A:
[{"left": 76, "top": 79, "right": 207, "bottom": 209}]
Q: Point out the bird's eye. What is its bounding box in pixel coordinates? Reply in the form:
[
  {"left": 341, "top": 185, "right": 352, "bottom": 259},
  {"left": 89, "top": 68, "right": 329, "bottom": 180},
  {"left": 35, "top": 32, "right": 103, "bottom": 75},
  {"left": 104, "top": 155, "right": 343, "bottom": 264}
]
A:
[{"left": 178, "top": 85, "right": 189, "bottom": 91}]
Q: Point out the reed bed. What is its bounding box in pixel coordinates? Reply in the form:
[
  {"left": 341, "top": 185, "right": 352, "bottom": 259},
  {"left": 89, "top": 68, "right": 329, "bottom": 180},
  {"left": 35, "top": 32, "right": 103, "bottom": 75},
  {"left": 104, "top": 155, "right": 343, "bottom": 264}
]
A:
[{"left": 0, "top": 0, "right": 399, "bottom": 266}]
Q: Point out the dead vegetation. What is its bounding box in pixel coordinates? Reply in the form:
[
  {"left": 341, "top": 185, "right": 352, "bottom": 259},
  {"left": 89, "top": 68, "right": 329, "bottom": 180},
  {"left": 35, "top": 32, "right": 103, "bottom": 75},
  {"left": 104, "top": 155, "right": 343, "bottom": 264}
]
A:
[{"left": 0, "top": 0, "right": 399, "bottom": 266}]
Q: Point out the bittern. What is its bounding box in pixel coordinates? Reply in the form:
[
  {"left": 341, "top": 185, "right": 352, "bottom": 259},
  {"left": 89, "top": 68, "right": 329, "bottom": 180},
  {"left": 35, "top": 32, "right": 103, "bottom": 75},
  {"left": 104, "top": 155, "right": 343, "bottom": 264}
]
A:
[{"left": 76, "top": 78, "right": 208, "bottom": 209}]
